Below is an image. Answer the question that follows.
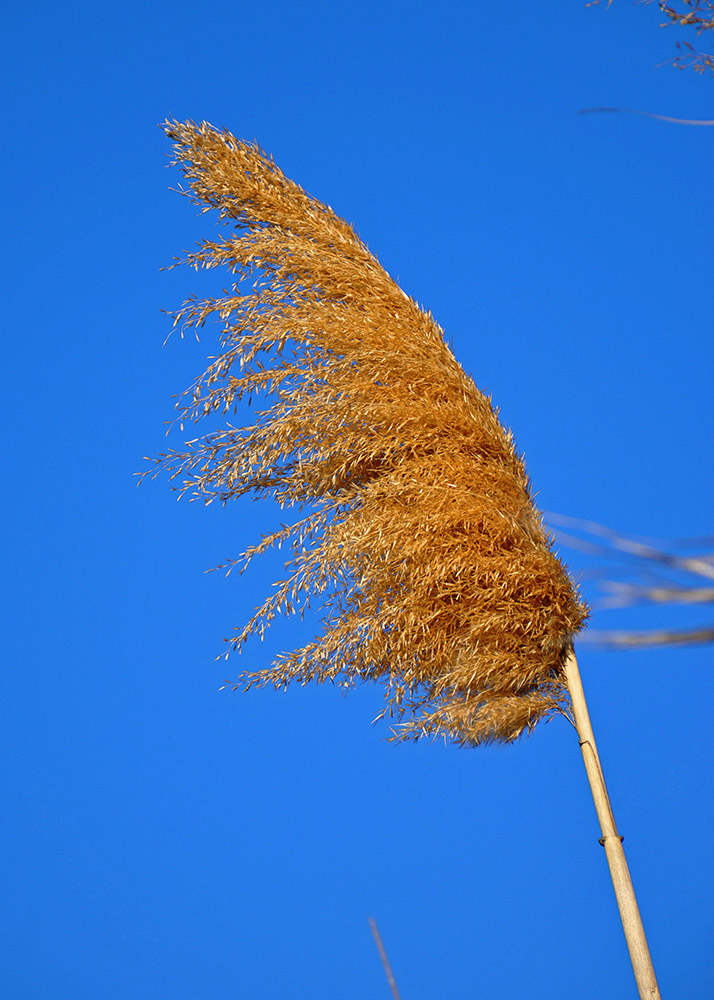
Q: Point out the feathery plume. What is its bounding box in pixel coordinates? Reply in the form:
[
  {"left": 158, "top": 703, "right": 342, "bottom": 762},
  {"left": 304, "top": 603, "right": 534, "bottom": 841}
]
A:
[
  {"left": 149, "top": 118, "right": 588, "bottom": 746},
  {"left": 150, "top": 121, "right": 666, "bottom": 998}
]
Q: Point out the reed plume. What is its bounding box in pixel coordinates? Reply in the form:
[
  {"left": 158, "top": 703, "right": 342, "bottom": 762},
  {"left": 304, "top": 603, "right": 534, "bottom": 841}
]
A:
[
  {"left": 150, "top": 121, "right": 665, "bottom": 998},
  {"left": 150, "top": 119, "right": 587, "bottom": 746}
]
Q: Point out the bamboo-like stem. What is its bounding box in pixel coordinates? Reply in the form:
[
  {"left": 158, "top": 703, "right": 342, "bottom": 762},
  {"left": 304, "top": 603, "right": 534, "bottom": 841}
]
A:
[{"left": 563, "top": 648, "right": 661, "bottom": 999}]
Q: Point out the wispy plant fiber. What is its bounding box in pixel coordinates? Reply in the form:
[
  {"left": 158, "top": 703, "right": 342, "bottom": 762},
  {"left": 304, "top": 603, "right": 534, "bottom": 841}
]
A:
[
  {"left": 551, "top": 513, "right": 714, "bottom": 648},
  {"left": 151, "top": 119, "right": 588, "bottom": 746}
]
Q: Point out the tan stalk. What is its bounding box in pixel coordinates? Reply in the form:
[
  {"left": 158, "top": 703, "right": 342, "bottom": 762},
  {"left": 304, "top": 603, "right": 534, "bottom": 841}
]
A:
[{"left": 563, "top": 648, "right": 661, "bottom": 1000}]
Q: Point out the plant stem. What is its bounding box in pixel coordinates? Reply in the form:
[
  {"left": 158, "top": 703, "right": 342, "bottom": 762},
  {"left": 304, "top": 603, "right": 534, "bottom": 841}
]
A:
[
  {"left": 563, "top": 648, "right": 661, "bottom": 999},
  {"left": 369, "top": 917, "right": 401, "bottom": 1000}
]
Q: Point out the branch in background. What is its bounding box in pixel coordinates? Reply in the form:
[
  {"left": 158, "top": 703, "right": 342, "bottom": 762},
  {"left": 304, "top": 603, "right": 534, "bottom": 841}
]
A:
[
  {"left": 654, "top": 0, "right": 714, "bottom": 74},
  {"left": 589, "top": 0, "right": 714, "bottom": 75},
  {"left": 656, "top": 0, "right": 714, "bottom": 33},
  {"left": 549, "top": 513, "right": 714, "bottom": 649},
  {"left": 670, "top": 38, "right": 714, "bottom": 72}
]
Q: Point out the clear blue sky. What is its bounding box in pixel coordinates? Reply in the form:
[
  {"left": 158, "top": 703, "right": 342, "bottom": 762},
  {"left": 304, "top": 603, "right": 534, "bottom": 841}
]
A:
[{"left": 3, "top": 2, "right": 712, "bottom": 998}]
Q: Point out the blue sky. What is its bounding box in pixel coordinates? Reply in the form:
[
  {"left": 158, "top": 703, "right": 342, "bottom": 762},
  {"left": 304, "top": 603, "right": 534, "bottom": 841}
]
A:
[{"left": 2, "top": 2, "right": 713, "bottom": 998}]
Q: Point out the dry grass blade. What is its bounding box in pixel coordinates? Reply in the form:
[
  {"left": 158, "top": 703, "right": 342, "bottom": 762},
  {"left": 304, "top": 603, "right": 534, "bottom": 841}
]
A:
[
  {"left": 577, "top": 106, "right": 714, "bottom": 124},
  {"left": 586, "top": 626, "right": 714, "bottom": 648},
  {"left": 368, "top": 918, "right": 401, "bottom": 1000},
  {"left": 150, "top": 119, "right": 588, "bottom": 746},
  {"left": 549, "top": 513, "right": 714, "bottom": 648}
]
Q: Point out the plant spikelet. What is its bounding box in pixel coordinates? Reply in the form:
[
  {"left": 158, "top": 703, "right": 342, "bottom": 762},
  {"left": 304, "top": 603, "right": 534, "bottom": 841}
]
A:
[{"left": 153, "top": 118, "right": 588, "bottom": 747}]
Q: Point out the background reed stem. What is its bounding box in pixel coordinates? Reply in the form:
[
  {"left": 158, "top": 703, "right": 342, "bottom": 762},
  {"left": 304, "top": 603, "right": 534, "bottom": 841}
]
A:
[
  {"left": 368, "top": 917, "right": 401, "bottom": 1000},
  {"left": 563, "top": 648, "right": 661, "bottom": 999}
]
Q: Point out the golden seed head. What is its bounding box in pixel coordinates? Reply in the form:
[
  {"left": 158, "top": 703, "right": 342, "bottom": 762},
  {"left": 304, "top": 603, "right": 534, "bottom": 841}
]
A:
[{"left": 153, "top": 119, "right": 588, "bottom": 747}]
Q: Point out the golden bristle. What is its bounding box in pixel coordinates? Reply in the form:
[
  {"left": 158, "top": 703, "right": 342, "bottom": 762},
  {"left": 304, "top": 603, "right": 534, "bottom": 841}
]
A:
[{"left": 151, "top": 119, "right": 588, "bottom": 746}]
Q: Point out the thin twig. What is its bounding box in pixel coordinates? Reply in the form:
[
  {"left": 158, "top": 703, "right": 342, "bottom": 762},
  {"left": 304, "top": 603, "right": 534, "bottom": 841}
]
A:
[
  {"left": 586, "top": 625, "right": 714, "bottom": 648},
  {"left": 369, "top": 917, "right": 402, "bottom": 1000},
  {"left": 549, "top": 512, "right": 714, "bottom": 649},
  {"left": 548, "top": 512, "right": 714, "bottom": 581},
  {"left": 577, "top": 106, "right": 714, "bottom": 124}
]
